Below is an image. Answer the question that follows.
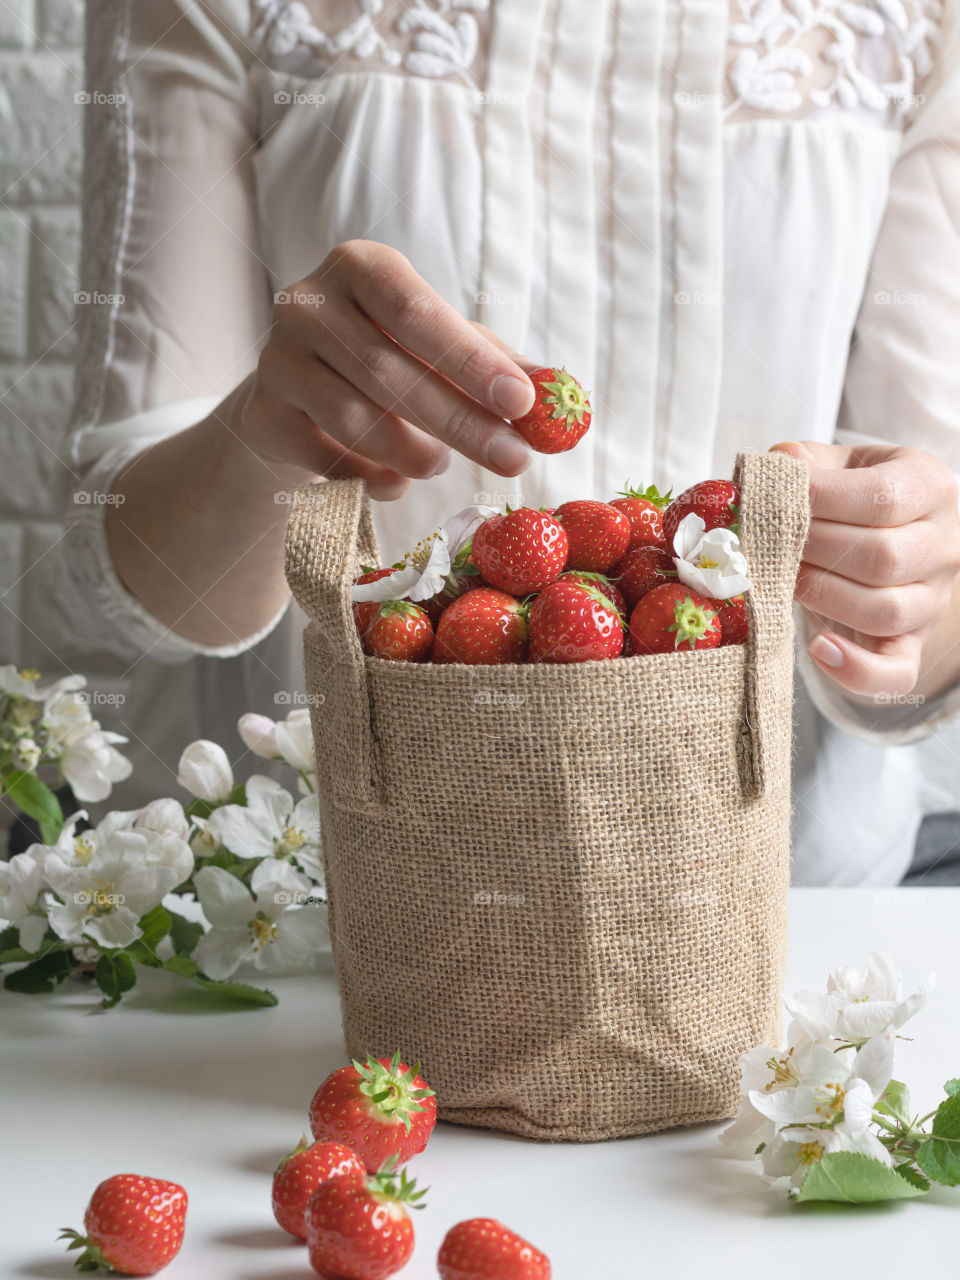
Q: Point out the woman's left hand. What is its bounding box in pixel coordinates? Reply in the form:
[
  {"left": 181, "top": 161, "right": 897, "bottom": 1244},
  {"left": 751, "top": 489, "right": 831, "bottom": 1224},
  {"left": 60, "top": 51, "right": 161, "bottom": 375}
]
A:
[{"left": 771, "top": 442, "right": 960, "bottom": 699}]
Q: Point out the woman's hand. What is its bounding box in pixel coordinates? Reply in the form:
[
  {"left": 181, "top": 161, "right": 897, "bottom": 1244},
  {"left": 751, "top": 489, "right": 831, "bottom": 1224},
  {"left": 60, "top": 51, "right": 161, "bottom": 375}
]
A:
[
  {"left": 772, "top": 442, "right": 960, "bottom": 699},
  {"left": 239, "top": 240, "right": 536, "bottom": 500}
]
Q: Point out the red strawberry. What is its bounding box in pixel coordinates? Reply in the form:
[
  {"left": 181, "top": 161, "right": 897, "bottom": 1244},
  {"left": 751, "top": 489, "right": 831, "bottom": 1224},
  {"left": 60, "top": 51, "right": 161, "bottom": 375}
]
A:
[
  {"left": 433, "top": 588, "right": 529, "bottom": 665},
  {"left": 438, "top": 1218, "right": 551, "bottom": 1280},
  {"left": 306, "top": 1159, "right": 425, "bottom": 1280},
  {"left": 272, "top": 1138, "right": 364, "bottom": 1239},
  {"left": 60, "top": 1175, "right": 187, "bottom": 1276},
  {"left": 353, "top": 568, "right": 394, "bottom": 640},
  {"left": 529, "top": 580, "right": 623, "bottom": 663},
  {"left": 662, "top": 479, "right": 740, "bottom": 553},
  {"left": 308, "top": 1052, "right": 436, "bottom": 1173},
  {"left": 629, "top": 583, "right": 721, "bottom": 654},
  {"left": 609, "top": 483, "right": 671, "bottom": 551},
  {"left": 472, "top": 508, "right": 568, "bottom": 595},
  {"left": 557, "top": 570, "right": 627, "bottom": 619},
  {"left": 364, "top": 601, "right": 433, "bottom": 662},
  {"left": 553, "top": 500, "right": 631, "bottom": 573},
  {"left": 716, "top": 594, "right": 749, "bottom": 646},
  {"left": 610, "top": 545, "right": 676, "bottom": 609},
  {"left": 509, "top": 366, "right": 591, "bottom": 454},
  {"left": 422, "top": 551, "right": 487, "bottom": 624}
]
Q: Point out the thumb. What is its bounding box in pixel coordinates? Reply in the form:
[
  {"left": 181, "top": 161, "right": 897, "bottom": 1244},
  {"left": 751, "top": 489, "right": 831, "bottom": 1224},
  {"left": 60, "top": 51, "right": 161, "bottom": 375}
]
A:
[{"left": 770, "top": 440, "right": 854, "bottom": 470}]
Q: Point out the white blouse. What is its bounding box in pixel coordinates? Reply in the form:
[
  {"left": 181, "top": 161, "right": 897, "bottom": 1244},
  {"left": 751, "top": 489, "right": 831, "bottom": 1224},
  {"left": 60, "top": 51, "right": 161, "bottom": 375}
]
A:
[{"left": 66, "top": 0, "right": 960, "bottom": 884}]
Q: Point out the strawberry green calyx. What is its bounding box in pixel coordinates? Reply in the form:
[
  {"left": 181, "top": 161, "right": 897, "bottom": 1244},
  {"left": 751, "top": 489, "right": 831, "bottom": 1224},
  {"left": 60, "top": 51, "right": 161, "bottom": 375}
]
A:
[
  {"left": 618, "top": 481, "right": 672, "bottom": 508},
  {"left": 59, "top": 1228, "right": 108, "bottom": 1273},
  {"left": 668, "top": 596, "right": 717, "bottom": 650},
  {"left": 581, "top": 583, "right": 624, "bottom": 625},
  {"left": 367, "top": 1156, "right": 428, "bottom": 1210},
  {"left": 376, "top": 599, "right": 426, "bottom": 620},
  {"left": 540, "top": 367, "right": 590, "bottom": 430},
  {"left": 274, "top": 1133, "right": 312, "bottom": 1174},
  {"left": 354, "top": 1051, "right": 435, "bottom": 1133}
]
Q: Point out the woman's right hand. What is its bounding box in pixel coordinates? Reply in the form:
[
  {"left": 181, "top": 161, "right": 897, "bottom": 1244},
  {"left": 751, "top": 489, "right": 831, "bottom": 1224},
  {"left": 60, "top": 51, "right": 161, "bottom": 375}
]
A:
[{"left": 239, "top": 240, "right": 537, "bottom": 500}]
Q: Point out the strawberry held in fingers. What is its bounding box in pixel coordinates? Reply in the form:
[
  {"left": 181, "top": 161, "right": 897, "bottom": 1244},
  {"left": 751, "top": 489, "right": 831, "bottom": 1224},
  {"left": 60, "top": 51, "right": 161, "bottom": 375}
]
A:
[
  {"left": 610, "top": 544, "right": 676, "bottom": 609},
  {"left": 60, "top": 1175, "right": 187, "bottom": 1276},
  {"left": 306, "top": 1159, "right": 425, "bottom": 1280},
  {"left": 529, "top": 580, "right": 623, "bottom": 663},
  {"left": 472, "top": 508, "right": 568, "bottom": 595},
  {"left": 509, "top": 365, "right": 591, "bottom": 454},
  {"left": 716, "top": 593, "right": 749, "bottom": 646},
  {"left": 438, "top": 1217, "right": 552, "bottom": 1280},
  {"left": 557, "top": 570, "right": 627, "bottom": 619},
  {"left": 553, "top": 500, "right": 631, "bottom": 572},
  {"left": 610, "top": 483, "right": 670, "bottom": 551},
  {"left": 363, "top": 601, "right": 434, "bottom": 662},
  {"left": 434, "top": 588, "right": 529, "bottom": 665},
  {"left": 629, "top": 583, "right": 721, "bottom": 654},
  {"left": 309, "top": 1051, "right": 436, "bottom": 1172},
  {"left": 272, "top": 1138, "right": 365, "bottom": 1239},
  {"left": 662, "top": 479, "right": 740, "bottom": 552}
]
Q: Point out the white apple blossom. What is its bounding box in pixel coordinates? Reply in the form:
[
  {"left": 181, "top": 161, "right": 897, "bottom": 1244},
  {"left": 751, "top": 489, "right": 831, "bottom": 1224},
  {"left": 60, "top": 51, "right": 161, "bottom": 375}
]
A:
[
  {"left": 11, "top": 738, "right": 41, "bottom": 771},
  {"left": 177, "top": 739, "right": 234, "bottom": 803},
  {"left": 672, "top": 513, "right": 752, "bottom": 600},
  {"left": 785, "top": 951, "right": 934, "bottom": 1046},
  {"left": 201, "top": 775, "right": 323, "bottom": 885},
  {"left": 238, "top": 708, "right": 316, "bottom": 776},
  {"left": 350, "top": 505, "right": 498, "bottom": 604},
  {"left": 192, "top": 860, "right": 328, "bottom": 980},
  {"left": 0, "top": 852, "right": 49, "bottom": 953}
]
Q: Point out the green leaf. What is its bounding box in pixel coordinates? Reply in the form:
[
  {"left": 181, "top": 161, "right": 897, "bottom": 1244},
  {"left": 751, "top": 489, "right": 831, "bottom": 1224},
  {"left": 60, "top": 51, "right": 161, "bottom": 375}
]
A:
[
  {"left": 163, "top": 955, "right": 199, "bottom": 979},
  {"left": 3, "top": 949, "right": 72, "bottom": 994},
  {"left": 876, "top": 1079, "right": 911, "bottom": 1127},
  {"left": 1, "top": 770, "right": 63, "bottom": 843},
  {"left": 915, "top": 1096, "right": 960, "bottom": 1186},
  {"left": 162, "top": 956, "right": 276, "bottom": 1006},
  {"left": 94, "top": 952, "right": 137, "bottom": 1008},
  {"left": 0, "top": 924, "right": 19, "bottom": 951},
  {"left": 794, "top": 1153, "right": 926, "bottom": 1204},
  {"left": 944, "top": 1079, "right": 960, "bottom": 1097},
  {"left": 168, "top": 911, "right": 204, "bottom": 958},
  {"left": 895, "top": 1163, "right": 931, "bottom": 1193},
  {"left": 0, "top": 946, "right": 38, "bottom": 965}
]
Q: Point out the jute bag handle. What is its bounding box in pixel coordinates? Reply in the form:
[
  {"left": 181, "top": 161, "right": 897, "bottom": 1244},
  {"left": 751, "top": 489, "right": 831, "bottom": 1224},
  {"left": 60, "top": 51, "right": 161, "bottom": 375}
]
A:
[{"left": 284, "top": 451, "right": 809, "bottom": 808}]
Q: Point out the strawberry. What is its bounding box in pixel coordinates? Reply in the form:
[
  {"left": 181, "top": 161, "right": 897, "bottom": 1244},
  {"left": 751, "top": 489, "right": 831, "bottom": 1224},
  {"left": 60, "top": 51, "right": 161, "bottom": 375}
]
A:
[
  {"left": 610, "top": 545, "right": 676, "bottom": 609},
  {"left": 552, "top": 500, "right": 631, "bottom": 572},
  {"left": 364, "top": 601, "right": 433, "bottom": 662},
  {"left": 716, "top": 594, "right": 749, "bottom": 646},
  {"left": 353, "top": 568, "right": 394, "bottom": 641},
  {"left": 662, "top": 479, "right": 740, "bottom": 553},
  {"left": 306, "top": 1159, "right": 425, "bottom": 1280},
  {"left": 433, "top": 588, "right": 529, "bottom": 665},
  {"left": 609, "top": 482, "right": 670, "bottom": 551},
  {"left": 529, "top": 580, "right": 623, "bottom": 663},
  {"left": 60, "top": 1175, "right": 188, "bottom": 1276},
  {"left": 422, "top": 546, "right": 487, "bottom": 624},
  {"left": 272, "top": 1138, "right": 364, "bottom": 1239},
  {"left": 308, "top": 1052, "right": 436, "bottom": 1173},
  {"left": 557, "top": 570, "right": 627, "bottom": 619},
  {"left": 438, "top": 1218, "right": 551, "bottom": 1280},
  {"left": 509, "top": 366, "right": 591, "bottom": 454},
  {"left": 472, "top": 508, "right": 568, "bottom": 595},
  {"left": 629, "top": 583, "right": 721, "bottom": 654}
]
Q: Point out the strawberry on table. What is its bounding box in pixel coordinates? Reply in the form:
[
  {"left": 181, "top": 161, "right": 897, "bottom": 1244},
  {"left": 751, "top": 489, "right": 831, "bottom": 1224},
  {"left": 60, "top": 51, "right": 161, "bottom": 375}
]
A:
[
  {"left": 433, "top": 587, "right": 529, "bottom": 665},
  {"left": 610, "top": 545, "right": 676, "bottom": 609},
  {"left": 309, "top": 1051, "right": 436, "bottom": 1173},
  {"left": 509, "top": 366, "right": 591, "bottom": 454},
  {"left": 629, "top": 583, "right": 721, "bottom": 654},
  {"left": 306, "top": 1159, "right": 425, "bottom": 1280},
  {"left": 272, "top": 1138, "right": 365, "bottom": 1239},
  {"left": 553, "top": 500, "right": 631, "bottom": 573},
  {"left": 609, "top": 483, "right": 670, "bottom": 551},
  {"left": 557, "top": 570, "right": 627, "bottom": 619},
  {"left": 529, "top": 580, "right": 623, "bottom": 663},
  {"left": 716, "top": 593, "right": 749, "bottom": 646},
  {"left": 438, "top": 1217, "right": 552, "bottom": 1280},
  {"left": 60, "top": 1174, "right": 188, "bottom": 1276},
  {"left": 472, "top": 508, "right": 568, "bottom": 595},
  {"left": 363, "top": 601, "right": 434, "bottom": 662},
  {"left": 662, "top": 479, "right": 740, "bottom": 553}
]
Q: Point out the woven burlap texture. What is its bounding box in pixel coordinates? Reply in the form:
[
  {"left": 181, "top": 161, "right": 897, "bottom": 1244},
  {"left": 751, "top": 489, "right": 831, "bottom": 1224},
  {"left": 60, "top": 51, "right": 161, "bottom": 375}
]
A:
[{"left": 285, "top": 450, "right": 809, "bottom": 1141}]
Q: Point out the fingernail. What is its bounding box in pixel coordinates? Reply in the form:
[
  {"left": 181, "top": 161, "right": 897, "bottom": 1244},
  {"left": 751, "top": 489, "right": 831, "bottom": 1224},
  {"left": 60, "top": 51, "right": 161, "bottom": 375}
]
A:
[
  {"left": 487, "top": 430, "right": 532, "bottom": 475},
  {"left": 432, "top": 450, "right": 453, "bottom": 477},
  {"left": 771, "top": 441, "right": 810, "bottom": 458},
  {"left": 810, "top": 633, "right": 844, "bottom": 668},
  {"left": 491, "top": 374, "right": 534, "bottom": 419}
]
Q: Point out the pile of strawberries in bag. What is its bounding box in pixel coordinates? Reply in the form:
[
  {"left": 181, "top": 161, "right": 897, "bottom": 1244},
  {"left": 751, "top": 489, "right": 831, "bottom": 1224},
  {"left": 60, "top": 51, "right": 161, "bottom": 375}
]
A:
[{"left": 352, "top": 366, "right": 752, "bottom": 665}]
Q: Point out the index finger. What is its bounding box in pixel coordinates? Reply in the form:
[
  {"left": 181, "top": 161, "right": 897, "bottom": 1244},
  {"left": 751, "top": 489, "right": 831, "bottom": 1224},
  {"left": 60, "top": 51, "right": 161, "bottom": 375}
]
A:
[{"left": 807, "top": 455, "right": 941, "bottom": 528}]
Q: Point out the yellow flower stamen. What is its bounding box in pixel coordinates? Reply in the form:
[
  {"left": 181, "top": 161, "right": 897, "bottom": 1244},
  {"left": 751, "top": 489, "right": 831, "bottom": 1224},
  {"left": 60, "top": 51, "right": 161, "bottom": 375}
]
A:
[
  {"left": 797, "top": 1141, "right": 823, "bottom": 1166},
  {"left": 764, "top": 1048, "right": 800, "bottom": 1090},
  {"left": 698, "top": 556, "right": 720, "bottom": 570},
  {"left": 248, "top": 913, "right": 279, "bottom": 950},
  {"left": 814, "top": 1081, "right": 846, "bottom": 1120}
]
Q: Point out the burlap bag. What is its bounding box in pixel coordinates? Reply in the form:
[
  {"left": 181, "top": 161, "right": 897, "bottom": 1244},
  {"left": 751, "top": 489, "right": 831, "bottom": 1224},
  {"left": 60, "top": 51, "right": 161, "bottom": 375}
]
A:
[{"left": 285, "top": 450, "right": 809, "bottom": 1141}]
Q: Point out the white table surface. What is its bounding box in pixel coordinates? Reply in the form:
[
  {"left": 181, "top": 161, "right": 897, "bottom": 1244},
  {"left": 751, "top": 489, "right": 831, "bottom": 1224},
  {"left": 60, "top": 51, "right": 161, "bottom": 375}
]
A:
[{"left": 2, "top": 887, "right": 958, "bottom": 1279}]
